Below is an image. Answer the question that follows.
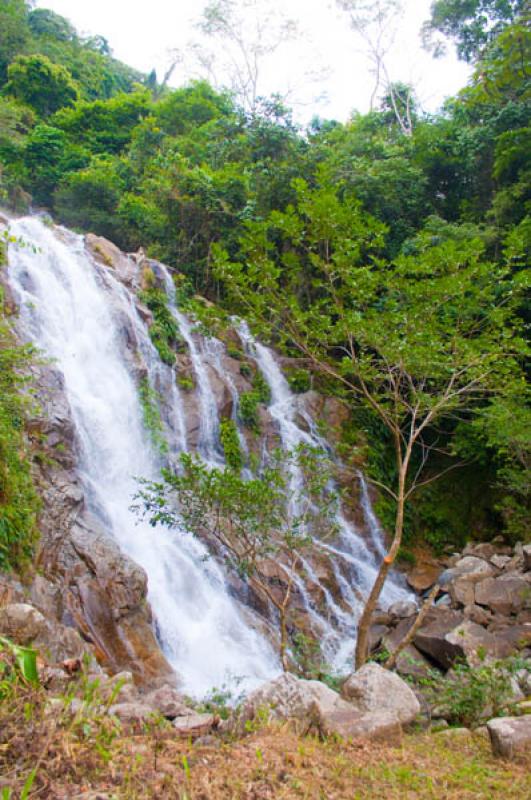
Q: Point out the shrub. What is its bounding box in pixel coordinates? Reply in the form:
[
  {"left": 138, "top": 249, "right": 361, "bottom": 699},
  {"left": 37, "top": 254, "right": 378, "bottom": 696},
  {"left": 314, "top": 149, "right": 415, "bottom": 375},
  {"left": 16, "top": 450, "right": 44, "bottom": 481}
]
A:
[
  {"left": 287, "top": 368, "right": 311, "bottom": 394},
  {"left": 0, "top": 241, "right": 40, "bottom": 570},
  {"left": 420, "top": 656, "right": 527, "bottom": 728},
  {"left": 219, "top": 419, "right": 243, "bottom": 472},
  {"left": 238, "top": 392, "right": 260, "bottom": 433}
]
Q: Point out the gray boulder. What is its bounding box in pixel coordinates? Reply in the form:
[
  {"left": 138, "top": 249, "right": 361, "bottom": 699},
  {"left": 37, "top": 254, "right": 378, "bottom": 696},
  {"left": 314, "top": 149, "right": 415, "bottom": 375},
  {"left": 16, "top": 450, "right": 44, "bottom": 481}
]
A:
[
  {"left": 388, "top": 600, "right": 418, "bottom": 620},
  {"left": 487, "top": 716, "right": 531, "bottom": 759},
  {"left": 445, "top": 621, "right": 512, "bottom": 666},
  {"left": 108, "top": 702, "right": 156, "bottom": 723},
  {"left": 144, "top": 685, "right": 191, "bottom": 719},
  {"left": 341, "top": 663, "right": 420, "bottom": 725},
  {"left": 173, "top": 713, "right": 215, "bottom": 737},
  {"left": 413, "top": 609, "right": 464, "bottom": 669},
  {"left": 242, "top": 673, "right": 353, "bottom": 732},
  {"left": 522, "top": 544, "right": 531, "bottom": 572},
  {"left": 0, "top": 602, "right": 89, "bottom": 663},
  {"left": 318, "top": 709, "right": 402, "bottom": 743},
  {"left": 475, "top": 575, "right": 530, "bottom": 616}
]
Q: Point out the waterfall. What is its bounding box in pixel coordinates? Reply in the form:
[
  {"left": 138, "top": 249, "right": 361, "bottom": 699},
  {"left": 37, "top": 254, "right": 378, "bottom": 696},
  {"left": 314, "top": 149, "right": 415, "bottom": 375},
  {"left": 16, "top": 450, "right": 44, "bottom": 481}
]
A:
[
  {"left": 7, "top": 217, "right": 279, "bottom": 697},
  {"left": 237, "top": 322, "right": 412, "bottom": 671}
]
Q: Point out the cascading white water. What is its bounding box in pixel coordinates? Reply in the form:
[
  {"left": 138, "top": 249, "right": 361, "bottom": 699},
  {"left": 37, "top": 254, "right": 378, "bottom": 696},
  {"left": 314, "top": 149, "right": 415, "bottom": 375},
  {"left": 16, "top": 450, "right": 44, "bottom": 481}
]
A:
[
  {"left": 7, "top": 217, "right": 279, "bottom": 697},
  {"left": 237, "top": 322, "right": 412, "bottom": 670}
]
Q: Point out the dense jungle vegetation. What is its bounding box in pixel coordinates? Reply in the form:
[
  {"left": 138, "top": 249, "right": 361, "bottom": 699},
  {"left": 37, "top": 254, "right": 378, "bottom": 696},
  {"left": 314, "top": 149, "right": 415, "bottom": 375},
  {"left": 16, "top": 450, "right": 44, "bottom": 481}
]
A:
[{"left": 0, "top": 0, "right": 529, "bottom": 569}]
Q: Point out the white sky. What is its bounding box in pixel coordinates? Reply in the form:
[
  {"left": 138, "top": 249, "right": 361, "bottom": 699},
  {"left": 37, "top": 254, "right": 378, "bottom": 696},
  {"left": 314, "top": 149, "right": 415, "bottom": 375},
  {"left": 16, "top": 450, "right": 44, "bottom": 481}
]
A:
[{"left": 35, "top": 0, "right": 471, "bottom": 123}]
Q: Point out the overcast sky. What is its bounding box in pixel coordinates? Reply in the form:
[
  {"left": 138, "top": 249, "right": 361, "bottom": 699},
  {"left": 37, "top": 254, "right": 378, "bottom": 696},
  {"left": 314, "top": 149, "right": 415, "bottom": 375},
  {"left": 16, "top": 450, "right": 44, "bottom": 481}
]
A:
[{"left": 35, "top": 0, "right": 471, "bottom": 122}]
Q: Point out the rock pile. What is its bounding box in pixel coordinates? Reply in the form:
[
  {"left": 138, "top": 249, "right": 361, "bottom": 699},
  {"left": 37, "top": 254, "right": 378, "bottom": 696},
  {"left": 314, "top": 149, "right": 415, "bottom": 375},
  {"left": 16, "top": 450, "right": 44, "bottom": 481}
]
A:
[{"left": 370, "top": 541, "right": 531, "bottom": 676}]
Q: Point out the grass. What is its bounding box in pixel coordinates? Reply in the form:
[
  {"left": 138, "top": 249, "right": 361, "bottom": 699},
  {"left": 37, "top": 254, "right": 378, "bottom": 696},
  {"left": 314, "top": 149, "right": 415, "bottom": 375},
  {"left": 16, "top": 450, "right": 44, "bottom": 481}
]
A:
[{"left": 1, "top": 673, "right": 529, "bottom": 800}]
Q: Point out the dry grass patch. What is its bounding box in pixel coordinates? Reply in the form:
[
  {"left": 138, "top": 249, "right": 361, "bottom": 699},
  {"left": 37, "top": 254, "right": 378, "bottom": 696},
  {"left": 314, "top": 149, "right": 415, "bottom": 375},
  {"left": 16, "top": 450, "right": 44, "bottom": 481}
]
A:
[{"left": 1, "top": 676, "right": 530, "bottom": 800}]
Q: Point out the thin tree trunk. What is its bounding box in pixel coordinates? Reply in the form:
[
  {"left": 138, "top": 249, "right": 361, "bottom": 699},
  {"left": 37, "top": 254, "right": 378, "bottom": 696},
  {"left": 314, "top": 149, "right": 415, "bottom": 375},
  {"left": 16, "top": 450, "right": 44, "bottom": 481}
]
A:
[
  {"left": 279, "top": 607, "right": 289, "bottom": 671},
  {"left": 384, "top": 583, "right": 440, "bottom": 670},
  {"left": 354, "top": 467, "right": 406, "bottom": 670}
]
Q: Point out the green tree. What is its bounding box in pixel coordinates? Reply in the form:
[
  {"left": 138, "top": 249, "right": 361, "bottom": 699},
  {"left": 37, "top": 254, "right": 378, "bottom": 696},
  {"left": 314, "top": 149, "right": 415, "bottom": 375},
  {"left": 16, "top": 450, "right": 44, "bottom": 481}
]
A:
[
  {"left": 0, "top": 0, "right": 29, "bottom": 85},
  {"left": 213, "top": 176, "right": 528, "bottom": 668},
  {"left": 136, "top": 447, "right": 335, "bottom": 670},
  {"left": 422, "top": 0, "right": 526, "bottom": 62},
  {"left": 54, "top": 156, "right": 125, "bottom": 243},
  {"left": 5, "top": 54, "right": 79, "bottom": 117}
]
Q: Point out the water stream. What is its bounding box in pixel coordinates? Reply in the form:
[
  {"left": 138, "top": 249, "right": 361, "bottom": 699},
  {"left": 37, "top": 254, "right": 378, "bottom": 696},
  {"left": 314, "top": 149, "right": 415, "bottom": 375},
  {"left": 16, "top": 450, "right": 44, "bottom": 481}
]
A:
[{"left": 7, "top": 217, "right": 278, "bottom": 697}]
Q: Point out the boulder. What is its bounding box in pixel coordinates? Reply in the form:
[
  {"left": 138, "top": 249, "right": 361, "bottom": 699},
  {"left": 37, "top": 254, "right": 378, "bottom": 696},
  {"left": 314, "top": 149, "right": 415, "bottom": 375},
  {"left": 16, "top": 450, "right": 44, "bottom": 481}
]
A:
[
  {"left": 439, "top": 557, "right": 495, "bottom": 593},
  {"left": 448, "top": 576, "right": 476, "bottom": 607},
  {"left": 523, "top": 544, "right": 531, "bottom": 572},
  {"left": 388, "top": 600, "right": 417, "bottom": 620},
  {"left": 0, "top": 603, "right": 88, "bottom": 664},
  {"left": 444, "top": 621, "right": 512, "bottom": 666},
  {"left": 487, "top": 716, "right": 531, "bottom": 759},
  {"left": 144, "top": 685, "right": 191, "bottom": 719},
  {"left": 108, "top": 702, "right": 156, "bottom": 723},
  {"left": 173, "top": 713, "right": 216, "bottom": 737},
  {"left": 341, "top": 663, "right": 420, "bottom": 725},
  {"left": 0, "top": 603, "right": 47, "bottom": 644},
  {"left": 242, "top": 673, "right": 353, "bottom": 732},
  {"left": 393, "top": 644, "right": 434, "bottom": 680},
  {"left": 369, "top": 624, "right": 389, "bottom": 651},
  {"left": 318, "top": 709, "right": 402, "bottom": 743},
  {"left": 490, "top": 555, "right": 511, "bottom": 570},
  {"left": 29, "top": 576, "right": 62, "bottom": 620},
  {"left": 463, "top": 603, "right": 492, "bottom": 626},
  {"left": 406, "top": 564, "right": 441, "bottom": 593},
  {"left": 413, "top": 609, "right": 465, "bottom": 670},
  {"left": 475, "top": 576, "right": 530, "bottom": 616},
  {"left": 463, "top": 543, "right": 499, "bottom": 560},
  {"left": 489, "top": 624, "right": 531, "bottom": 652}
]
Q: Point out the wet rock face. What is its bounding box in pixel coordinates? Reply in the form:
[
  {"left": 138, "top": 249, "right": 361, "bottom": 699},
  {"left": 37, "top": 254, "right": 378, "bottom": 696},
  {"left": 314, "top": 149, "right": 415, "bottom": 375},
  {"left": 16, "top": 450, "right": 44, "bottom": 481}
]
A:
[
  {"left": 85, "top": 234, "right": 138, "bottom": 289},
  {"left": 15, "top": 360, "right": 175, "bottom": 686}
]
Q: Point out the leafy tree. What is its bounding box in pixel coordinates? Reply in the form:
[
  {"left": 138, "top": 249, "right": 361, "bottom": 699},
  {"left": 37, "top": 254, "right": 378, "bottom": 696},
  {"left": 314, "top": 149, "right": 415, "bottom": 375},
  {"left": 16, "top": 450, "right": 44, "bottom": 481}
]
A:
[
  {"left": 0, "top": 0, "right": 29, "bottom": 85},
  {"left": 23, "top": 123, "right": 88, "bottom": 206},
  {"left": 422, "top": 0, "right": 526, "bottom": 62},
  {"left": 54, "top": 156, "right": 125, "bottom": 243},
  {"left": 136, "top": 447, "right": 336, "bottom": 669},
  {"left": 27, "top": 8, "right": 77, "bottom": 42},
  {"left": 214, "top": 176, "right": 528, "bottom": 668},
  {"left": 52, "top": 90, "right": 152, "bottom": 155},
  {"left": 5, "top": 54, "right": 79, "bottom": 117}
]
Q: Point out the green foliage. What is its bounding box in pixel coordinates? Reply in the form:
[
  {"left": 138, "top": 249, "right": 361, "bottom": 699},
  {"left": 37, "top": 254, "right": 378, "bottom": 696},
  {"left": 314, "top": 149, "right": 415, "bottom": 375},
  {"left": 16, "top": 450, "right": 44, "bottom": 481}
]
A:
[
  {"left": 138, "top": 378, "right": 168, "bottom": 456},
  {"left": 54, "top": 156, "right": 125, "bottom": 243},
  {"left": 52, "top": 90, "right": 152, "bottom": 155},
  {"left": 219, "top": 419, "right": 243, "bottom": 471},
  {"left": 177, "top": 374, "right": 194, "bottom": 392},
  {"left": 423, "top": 0, "right": 526, "bottom": 62},
  {"left": 6, "top": 54, "right": 79, "bottom": 117},
  {"left": 420, "top": 656, "right": 527, "bottom": 728},
  {"left": 0, "top": 244, "right": 40, "bottom": 571},
  {"left": 138, "top": 287, "right": 180, "bottom": 366},
  {"left": 287, "top": 368, "right": 311, "bottom": 394},
  {"left": 0, "top": 0, "right": 29, "bottom": 84},
  {"left": 0, "top": 636, "right": 39, "bottom": 695},
  {"left": 251, "top": 370, "right": 271, "bottom": 404},
  {"left": 238, "top": 391, "right": 261, "bottom": 433}
]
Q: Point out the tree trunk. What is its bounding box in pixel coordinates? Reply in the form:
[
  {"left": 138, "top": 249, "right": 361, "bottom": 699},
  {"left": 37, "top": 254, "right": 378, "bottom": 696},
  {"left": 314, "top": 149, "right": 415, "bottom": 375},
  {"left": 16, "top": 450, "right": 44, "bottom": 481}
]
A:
[
  {"left": 354, "top": 468, "right": 406, "bottom": 670},
  {"left": 279, "top": 607, "right": 289, "bottom": 671}
]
